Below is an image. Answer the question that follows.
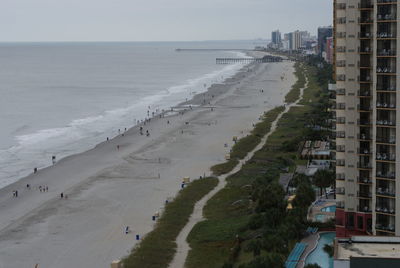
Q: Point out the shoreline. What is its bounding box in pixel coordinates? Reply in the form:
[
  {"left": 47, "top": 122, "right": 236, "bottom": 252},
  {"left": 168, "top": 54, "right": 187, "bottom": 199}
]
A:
[
  {"left": 0, "top": 52, "right": 295, "bottom": 268},
  {"left": 0, "top": 50, "right": 247, "bottom": 190}
]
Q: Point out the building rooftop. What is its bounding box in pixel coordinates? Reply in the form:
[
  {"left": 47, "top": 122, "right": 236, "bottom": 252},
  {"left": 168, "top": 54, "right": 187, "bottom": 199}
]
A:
[{"left": 335, "top": 236, "right": 400, "bottom": 260}]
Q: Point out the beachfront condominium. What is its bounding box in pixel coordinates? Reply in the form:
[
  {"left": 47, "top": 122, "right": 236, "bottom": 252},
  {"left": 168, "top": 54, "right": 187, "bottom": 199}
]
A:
[
  {"left": 271, "top": 30, "right": 282, "bottom": 47},
  {"left": 334, "top": 0, "right": 400, "bottom": 237}
]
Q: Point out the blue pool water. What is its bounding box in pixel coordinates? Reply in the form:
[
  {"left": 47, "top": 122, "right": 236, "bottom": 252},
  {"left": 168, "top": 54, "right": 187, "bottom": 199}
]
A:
[
  {"left": 321, "top": 205, "right": 336, "bottom": 212},
  {"left": 305, "top": 232, "right": 335, "bottom": 268},
  {"left": 315, "top": 214, "right": 326, "bottom": 222}
]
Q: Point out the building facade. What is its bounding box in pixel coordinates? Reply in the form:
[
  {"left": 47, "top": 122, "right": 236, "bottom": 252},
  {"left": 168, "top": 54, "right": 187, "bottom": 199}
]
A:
[
  {"left": 319, "top": 26, "right": 334, "bottom": 56},
  {"left": 271, "top": 30, "right": 282, "bottom": 47},
  {"left": 289, "top": 30, "right": 302, "bottom": 50},
  {"left": 334, "top": 0, "right": 400, "bottom": 237}
]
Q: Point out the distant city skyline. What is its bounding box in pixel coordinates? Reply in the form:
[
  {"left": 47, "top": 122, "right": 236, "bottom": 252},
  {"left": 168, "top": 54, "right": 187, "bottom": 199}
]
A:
[{"left": 1, "top": 0, "right": 332, "bottom": 42}]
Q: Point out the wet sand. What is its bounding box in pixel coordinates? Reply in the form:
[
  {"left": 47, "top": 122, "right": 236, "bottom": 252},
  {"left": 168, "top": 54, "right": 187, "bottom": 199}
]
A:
[{"left": 0, "top": 54, "right": 295, "bottom": 268}]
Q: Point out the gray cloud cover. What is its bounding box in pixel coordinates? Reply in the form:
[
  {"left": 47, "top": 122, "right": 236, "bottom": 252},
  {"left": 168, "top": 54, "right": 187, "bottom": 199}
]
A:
[{"left": 1, "top": 0, "right": 332, "bottom": 41}]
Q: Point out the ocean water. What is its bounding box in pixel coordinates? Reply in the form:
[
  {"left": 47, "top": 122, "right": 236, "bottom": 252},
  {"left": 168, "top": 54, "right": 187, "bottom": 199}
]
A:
[{"left": 0, "top": 41, "right": 258, "bottom": 188}]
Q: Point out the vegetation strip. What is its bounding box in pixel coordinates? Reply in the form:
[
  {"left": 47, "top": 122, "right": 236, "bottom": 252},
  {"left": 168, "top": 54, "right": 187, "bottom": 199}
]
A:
[
  {"left": 284, "top": 62, "right": 306, "bottom": 103},
  {"left": 211, "top": 106, "right": 285, "bottom": 176},
  {"left": 185, "top": 57, "right": 334, "bottom": 268},
  {"left": 122, "top": 177, "right": 218, "bottom": 268}
]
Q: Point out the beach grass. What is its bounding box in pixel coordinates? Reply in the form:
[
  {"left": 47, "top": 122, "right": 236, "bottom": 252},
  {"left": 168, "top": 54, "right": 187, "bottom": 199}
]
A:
[
  {"left": 185, "top": 62, "right": 323, "bottom": 268},
  {"left": 210, "top": 159, "right": 239, "bottom": 176},
  {"left": 284, "top": 62, "right": 306, "bottom": 103},
  {"left": 122, "top": 177, "right": 218, "bottom": 268},
  {"left": 210, "top": 106, "right": 285, "bottom": 176}
]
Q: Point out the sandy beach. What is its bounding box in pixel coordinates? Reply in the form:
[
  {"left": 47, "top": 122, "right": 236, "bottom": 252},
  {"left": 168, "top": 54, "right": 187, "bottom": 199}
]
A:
[{"left": 0, "top": 54, "right": 295, "bottom": 268}]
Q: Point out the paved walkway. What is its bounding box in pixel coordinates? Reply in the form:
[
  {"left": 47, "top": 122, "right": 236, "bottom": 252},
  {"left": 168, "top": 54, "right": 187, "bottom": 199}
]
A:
[
  {"left": 168, "top": 76, "right": 309, "bottom": 268},
  {"left": 296, "top": 232, "right": 319, "bottom": 268}
]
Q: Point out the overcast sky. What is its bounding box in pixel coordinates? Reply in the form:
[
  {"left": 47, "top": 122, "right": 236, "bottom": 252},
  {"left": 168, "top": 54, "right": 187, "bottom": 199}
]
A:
[{"left": 1, "top": 0, "right": 332, "bottom": 42}]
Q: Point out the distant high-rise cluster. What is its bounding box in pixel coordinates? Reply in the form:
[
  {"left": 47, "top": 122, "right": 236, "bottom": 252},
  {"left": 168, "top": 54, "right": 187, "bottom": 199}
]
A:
[{"left": 268, "top": 27, "right": 333, "bottom": 63}]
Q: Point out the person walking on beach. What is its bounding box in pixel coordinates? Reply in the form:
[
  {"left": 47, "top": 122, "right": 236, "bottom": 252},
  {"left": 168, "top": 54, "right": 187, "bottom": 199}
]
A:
[
  {"left": 60, "top": 193, "right": 64, "bottom": 198},
  {"left": 117, "top": 145, "right": 120, "bottom": 150}
]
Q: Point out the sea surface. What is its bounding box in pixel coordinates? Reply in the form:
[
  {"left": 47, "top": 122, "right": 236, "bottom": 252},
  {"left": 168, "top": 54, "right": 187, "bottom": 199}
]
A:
[{"left": 0, "top": 40, "right": 259, "bottom": 188}]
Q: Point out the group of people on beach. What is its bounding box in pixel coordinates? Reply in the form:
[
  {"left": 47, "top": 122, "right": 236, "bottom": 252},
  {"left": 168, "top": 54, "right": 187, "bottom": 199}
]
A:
[{"left": 38, "top": 185, "right": 49, "bottom": 192}]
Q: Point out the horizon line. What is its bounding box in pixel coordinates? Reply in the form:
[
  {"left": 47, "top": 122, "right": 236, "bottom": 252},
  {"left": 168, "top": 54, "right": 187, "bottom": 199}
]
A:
[{"left": 0, "top": 39, "right": 270, "bottom": 44}]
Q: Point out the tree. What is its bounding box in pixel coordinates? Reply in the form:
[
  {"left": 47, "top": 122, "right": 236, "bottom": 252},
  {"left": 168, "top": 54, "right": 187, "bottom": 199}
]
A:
[
  {"left": 323, "top": 244, "right": 334, "bottom": 257},
  {"left": 313, "top": 169, "right": 335, "bottom": 197},
  {"left": 245, "top": 240, "right": 262, "bottom": 257},
  {"left": 293, "top": 181, "right": 315, "bottom": 209}
]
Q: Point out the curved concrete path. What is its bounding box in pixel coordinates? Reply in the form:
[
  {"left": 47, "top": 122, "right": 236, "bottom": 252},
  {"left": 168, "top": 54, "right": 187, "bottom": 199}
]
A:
[{"left": 169, "top": 76, "right": 309, "bottom": 268}]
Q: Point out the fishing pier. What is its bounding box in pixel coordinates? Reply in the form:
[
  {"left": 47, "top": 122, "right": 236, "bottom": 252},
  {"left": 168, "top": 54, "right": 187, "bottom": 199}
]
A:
[{"left": 216, "top": 55, "right": 283, "bottom": 64}]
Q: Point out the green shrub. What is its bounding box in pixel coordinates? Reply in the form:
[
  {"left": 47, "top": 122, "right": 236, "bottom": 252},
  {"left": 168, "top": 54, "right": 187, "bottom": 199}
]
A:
[{"left": 122, "top": 177, "right": 218, "bottom": 268}]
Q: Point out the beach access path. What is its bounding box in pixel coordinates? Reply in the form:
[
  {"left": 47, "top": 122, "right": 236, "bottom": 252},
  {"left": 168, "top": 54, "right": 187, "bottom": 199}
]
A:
[
  {"left": 169, "top": 69, "right": 309, "bottom": 268},
  {"left": 0, "top": 54, "right": 295, "bottom": 268}
]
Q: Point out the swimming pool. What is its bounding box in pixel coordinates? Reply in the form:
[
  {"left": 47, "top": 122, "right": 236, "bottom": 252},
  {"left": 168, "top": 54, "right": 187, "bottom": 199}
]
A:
[
  {"left": 314, "top": 214, "right": 327, "bottom": 222},
  {"left": 305, "top": 232, "right": 335, "bottom": 268},
  {"left": 321, "top": 205, "right": 336, "bottom": 213}
]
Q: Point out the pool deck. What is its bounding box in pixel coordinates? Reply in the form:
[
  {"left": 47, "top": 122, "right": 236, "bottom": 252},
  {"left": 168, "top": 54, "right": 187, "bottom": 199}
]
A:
[
  {"left": 307, "top": 198, "right": 336, "bottom": 222},
  {"left": 296, "top": 232, "right": 319, "bottom": 268}
]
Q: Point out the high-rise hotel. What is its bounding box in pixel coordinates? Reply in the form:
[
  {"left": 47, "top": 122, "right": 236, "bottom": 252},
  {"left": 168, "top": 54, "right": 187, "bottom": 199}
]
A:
[{"left": 334, "top": 0, "right": 400, "bottom": 237}]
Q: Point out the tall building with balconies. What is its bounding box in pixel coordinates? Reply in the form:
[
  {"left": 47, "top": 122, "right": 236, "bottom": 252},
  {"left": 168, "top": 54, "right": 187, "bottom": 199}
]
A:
[{"left": 334, "top": 0, "right": 400, "bottom": 237}]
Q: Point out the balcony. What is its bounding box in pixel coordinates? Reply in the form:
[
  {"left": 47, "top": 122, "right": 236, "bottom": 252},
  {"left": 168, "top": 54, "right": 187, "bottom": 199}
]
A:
[
  {"left": 376, "top": 136, "right": 396, "bottom": 144},
  {"left": 375, "top": 224, "right": 395, "bottom": 234},
  {"left": 376, "top": 119, "right": 396, "bottom": 127},
  {"left": 377, "top": 32, "right": 396, "bottom": 39},
  {"left": 359, "top": 17, "right": 374, "bottom": 24},
  {"left": 357, "top": 191, "right": 372, "bottom": 199},
  {"left": 376, "top": 206, "right": 396, "bottom": 214},
  {"left": 377, "top": 66, "right": 396, "bottom": 75},
  {"left": 358, "top": 46, "right": 372, "bottom": 54},
  {"left": 376, "top": 102, "right": 396, "bottom": 109},
  {"left": 377, "top": 13, "right": 397, "bottom": 21},
  {"left": 359, "top": 32, "right": 373, "bottom": 39},
  {"left": 358, "top": 119, "right": 372, "bottom": 126},
  {"left": 358, "top": 90, "right": 371, "bottom": 97},
  {"left": 358, "top": 133, "right": 372, "bottom": 141},
  {"left": 358, "top": 162, "right": 372, "bottom": 169},
  {"left": 377, "top": 0, "right": 397, "bottom": 4},
  {"left": 376, "top": 153, "right": 396, "bottom": 162},
  {"left": 376, "top": 85, "right": 396, "bottom": 91},
  {"left": 357, "top": 104, "right": 372, "bottom": 112},
  {"left": 357, "top": 206, "right": 372, "bottom": 213},
  {"left": 358, "top": 76, "right": 372, "bottom": 83},
  {"left": 358, "top": 148, "right": 372, "bottom": 155},
  {"left": 376, "top": 171, "right": 396, "bottom": 180},
  {"left": 376, "top": 187, "right": 396, "bottom": 197},
  {"left": 377, "top": 49, "right": 396, "bottom": 57},
  {"left": 359, "top": 2, "right": 373, "bottom": 9},
  {"left": 358, "top": 177, "right": 372, "bottom": 184}
]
